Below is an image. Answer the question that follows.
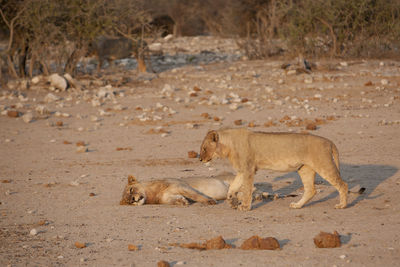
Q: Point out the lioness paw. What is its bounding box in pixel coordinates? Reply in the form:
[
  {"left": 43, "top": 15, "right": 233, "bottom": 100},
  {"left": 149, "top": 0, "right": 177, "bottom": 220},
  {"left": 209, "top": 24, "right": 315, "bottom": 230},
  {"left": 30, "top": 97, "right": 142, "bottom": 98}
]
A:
[
  {"left": 173, "top": 197, "right": 190, "bottom": 206},
  {"left": 206, "top": 199, "right": 217, "bottom": 205},
  {"left": 335, "top": 203, "right": 347, "bottom": 209},
  {"left": 289, "top": 202, "right": 303, "bottom": 209},
  {"left": 227, "top": 197, "right": 240, "bottom": 209},
  {"left": 237, "top": 204, "right": 251, "bottom": 211}
]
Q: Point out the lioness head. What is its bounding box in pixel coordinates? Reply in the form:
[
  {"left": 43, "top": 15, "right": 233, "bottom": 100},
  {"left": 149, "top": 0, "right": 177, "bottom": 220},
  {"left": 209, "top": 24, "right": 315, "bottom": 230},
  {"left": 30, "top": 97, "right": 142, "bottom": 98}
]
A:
[
  {"left": 199, "top": 130, "right": 219, "bottom": 163},
  {"left": 120, "top": 175, "right": 146, "bottom": 205}
]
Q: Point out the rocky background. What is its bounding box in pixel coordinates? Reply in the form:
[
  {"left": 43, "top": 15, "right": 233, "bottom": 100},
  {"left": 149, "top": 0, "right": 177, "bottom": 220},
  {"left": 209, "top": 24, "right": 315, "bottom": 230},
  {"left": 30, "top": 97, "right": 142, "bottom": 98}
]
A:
[{"left": 1, "top": 35, "right": 400, "bottom": 266}]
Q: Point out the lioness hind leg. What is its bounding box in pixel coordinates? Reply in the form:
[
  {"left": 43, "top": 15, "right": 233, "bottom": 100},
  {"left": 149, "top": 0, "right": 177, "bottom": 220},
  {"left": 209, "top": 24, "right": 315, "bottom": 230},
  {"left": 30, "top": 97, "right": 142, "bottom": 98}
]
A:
[
  {"left": 290, "top": 165, "right": 316, "bottom": 209},
  {"left": 167, "top": 195, "right": 190, "bottom": 206},
  {"left": 177, "top": 187, "right": 217, "bottom": 205},
  {"left": 314, "top": 163, "right": 348, "bottom": 209}
]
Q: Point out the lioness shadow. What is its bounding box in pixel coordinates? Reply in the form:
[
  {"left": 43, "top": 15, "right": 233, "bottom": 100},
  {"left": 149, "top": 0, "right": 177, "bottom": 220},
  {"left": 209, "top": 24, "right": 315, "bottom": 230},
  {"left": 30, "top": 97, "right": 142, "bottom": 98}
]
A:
[{"left": 253, "top": 163, "right": 397, "bottom": 209}]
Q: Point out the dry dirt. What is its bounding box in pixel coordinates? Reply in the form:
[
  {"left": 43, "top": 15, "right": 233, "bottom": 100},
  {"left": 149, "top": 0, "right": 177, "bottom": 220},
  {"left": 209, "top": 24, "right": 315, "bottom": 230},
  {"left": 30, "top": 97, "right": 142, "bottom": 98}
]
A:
[{"left": 1, "top": 36, "right": 400, "bottom": 267}]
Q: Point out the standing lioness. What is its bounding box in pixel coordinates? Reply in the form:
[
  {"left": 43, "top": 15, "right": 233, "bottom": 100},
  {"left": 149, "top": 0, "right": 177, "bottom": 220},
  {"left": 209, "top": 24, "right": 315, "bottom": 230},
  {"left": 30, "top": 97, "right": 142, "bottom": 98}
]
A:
[{"left": 199, "top": 128, "right": 348, "bottom": 211}]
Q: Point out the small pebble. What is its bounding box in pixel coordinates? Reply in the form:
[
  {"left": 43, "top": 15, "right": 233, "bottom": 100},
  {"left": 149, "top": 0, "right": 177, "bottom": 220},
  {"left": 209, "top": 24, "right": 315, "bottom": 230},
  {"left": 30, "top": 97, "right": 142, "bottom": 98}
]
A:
[{"left": 30, "top": 229, "right": 38, "bottom": 236}]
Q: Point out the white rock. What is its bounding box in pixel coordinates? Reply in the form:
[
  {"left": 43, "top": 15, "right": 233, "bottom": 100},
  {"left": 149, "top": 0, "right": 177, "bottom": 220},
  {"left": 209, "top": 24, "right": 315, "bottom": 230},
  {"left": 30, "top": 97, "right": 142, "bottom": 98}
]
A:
[
  {"left": 36, "top": 105, "right": 50, "bottom": 115},
  {"left": 164, "top": 34, "right": 173, "bottom": 41},
  {"left": 229, "top": 103, "right": 239, "bottom": 110},
  {"left": 314, "top": 94, "right": 322, "bottom": 98},
  {"left": 30, "top": 229, "right": 38, "bottom": 236},
  {"left": 113, "top": 104, "right": 125, "bottom": 111},
  {"left": 91, "top": 99, "right": 101, "bottom": 107},
  {"left": 340, "top": 62, "right": 348, "bottom": 67},
  {"left": 90, "top": 115, "right": 100, "bottom": 122},
  {"left": 70, "top": 180, "right": 80, "bottom": 186},
  {"left": 149, "top": 42, "right": 162, "bottom": 52},
  {"left": 339, "top": 255, "right": 347, "bottom": 259},
  {"left": 265, "top": 86, "right": 274, "bottom": 93},
  {"left": 31, "top": 76, "right": 41, "bottom": 84},
  {"left": 381, "top": 79, "right": 389, "bottom": 85},
  {"left": 22, "top": 112, "right": 34, "bottom": 123},
  {"left": 48, "top": 73, "right": 68, "bottom": 91},
  {"left": 44, "top": 93, "right": 61, "bottom": 103},
  {"left": 304, "top": 77, "right": 313, "bottom": 84}
]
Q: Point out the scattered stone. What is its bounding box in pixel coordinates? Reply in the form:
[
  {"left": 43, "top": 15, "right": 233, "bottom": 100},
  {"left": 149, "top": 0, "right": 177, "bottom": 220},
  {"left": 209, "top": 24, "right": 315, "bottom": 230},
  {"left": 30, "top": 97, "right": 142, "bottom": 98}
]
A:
[
  {"left": 204, "top": 236, "right": 232, "bottom": 250},
  {"left": 30, "top": 229, "right": 38, "bottom": 236},
  {"left": 163, "top": 34, "right": 173, "bottom": 42},
  {"left": 44, "top": 93, "right": 61, "bottom": 103},
  {"left": 116, "top": 147, "right": 132, "bottom": 151},
  {"left": 76, "top": 146, "right": 88, "bottom": 153},
  {"left": 172, "top": 236, "right": 232, "bottom": 250},
  {"left": 63, "top": 140, "right": 72, "bottom": 145},
  {"left": 35, "top": 105, "right": 50, "bottom": 115},
  {"left": 56, "top": 121, "right": 63, "bottom": 127},
  {"left": 381, "top": 79, "right": 389, "bottom": 85},
  {"left": 31, "top": 76, "right": 41, "bottom": 84},
  {"left": 149, "top": 42, "right": 162, "bottom": 52},
  {"left": 364, "top": 81, "right": 373, "bottom": 86},
  {"left": 7, "top": 110, "right": 20, "bottom": 118},
  {"left": 37, "top": 220, "right": 48, "bottom": 226},
  {"left": 304, "top": 77, "right": 313, "bottom": 84},
  {"left": 70, "top": 181, "right": 80, "bottom": 186},
  {"left": 76, "top": 141, "right": 86, "bottom": 147},
  {"left": 201, "top": 113, "right": 210, "bottom": 119},
  {"left": 63, "top": 73, "right": 82, "bottom": 91},
  {"left": 306, "top": 123, "right": 317, "bottom": 130},
  {"left": 49, "top": 73, "right": 68, "bottom": 91},
  {"left": 157, "top": 260, "right": 170, "bottom": 267},
  {"left": 234, "top": 119, "right": 242, "bottom": 126},
  {"left": 313, "top": 231, "right": 341, "bottom": 248},
  {"left": 248, "top": 121, "right": 256, "bottom": 127},
  {"left": 240, "top": 236, "right": 280, "bottom": 250},
  {"left": 1, "top": 179, "right": 11, "bottom": 183},
  {"left": 128, "top": 244, "right": 139, "bottom": 251},
  {"left": 187, "top": 151, "right": 198, "bottom": 158},
  {"left": 89, "top": 193, "right": 96, "bottom": 197},
  {"left": 74, "top": 241, "right": 86, "bottom": 249}
]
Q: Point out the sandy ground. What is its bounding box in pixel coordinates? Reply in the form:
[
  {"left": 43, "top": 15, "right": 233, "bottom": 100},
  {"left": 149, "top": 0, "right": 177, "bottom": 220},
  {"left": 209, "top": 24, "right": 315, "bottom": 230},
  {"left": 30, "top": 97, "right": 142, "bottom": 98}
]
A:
[{"left": 1, "top": 36, "right": 400, "bottom": 267}]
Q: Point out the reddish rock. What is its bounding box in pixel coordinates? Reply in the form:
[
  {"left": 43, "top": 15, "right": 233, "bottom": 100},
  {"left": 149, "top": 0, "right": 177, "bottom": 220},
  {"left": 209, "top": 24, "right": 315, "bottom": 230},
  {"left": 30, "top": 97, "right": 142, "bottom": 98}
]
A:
[
  {"left": 204, "top": 236, "right": 232, "bottom": 250},
  {"left": 313, "top": 231, "right": 341, "bottom": 248},
  {"left": 187, "top": 151, "right": 198, "bottom": 158},
  {"left": 240, "top": 235, "right": 280, "bottom": 250},
  {"left": 157, "top": 260, "right": 170, "bottom": 267}
]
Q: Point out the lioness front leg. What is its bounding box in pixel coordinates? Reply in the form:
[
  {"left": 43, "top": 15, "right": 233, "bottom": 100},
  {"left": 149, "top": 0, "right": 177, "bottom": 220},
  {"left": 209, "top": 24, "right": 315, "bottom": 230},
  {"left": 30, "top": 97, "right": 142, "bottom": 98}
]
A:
[
  {"left": 228, "top": 172, "right": 254, "bottom": 211},
  {"left": 227, "top": 173, "right": 245, "bottom": 209}
]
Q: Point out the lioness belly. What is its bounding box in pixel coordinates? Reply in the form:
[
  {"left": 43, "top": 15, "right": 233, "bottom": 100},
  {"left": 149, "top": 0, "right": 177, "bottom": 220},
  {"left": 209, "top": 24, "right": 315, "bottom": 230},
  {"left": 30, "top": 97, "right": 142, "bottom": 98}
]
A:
[{"left": 257, "top": 160, "right": 303, "bottom": 172}]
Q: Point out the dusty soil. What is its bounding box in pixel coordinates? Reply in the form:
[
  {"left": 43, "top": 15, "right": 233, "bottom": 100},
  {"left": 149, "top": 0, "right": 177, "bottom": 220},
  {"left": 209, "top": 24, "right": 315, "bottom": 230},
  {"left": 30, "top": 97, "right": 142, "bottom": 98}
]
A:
[{"left": 1, "top": 36, "right": 400, "bottom": 267}]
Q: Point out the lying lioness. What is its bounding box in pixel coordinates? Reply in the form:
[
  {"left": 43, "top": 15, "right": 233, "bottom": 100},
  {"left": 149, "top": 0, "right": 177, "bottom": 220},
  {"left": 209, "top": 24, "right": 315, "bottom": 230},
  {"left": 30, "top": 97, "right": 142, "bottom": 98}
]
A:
[
  {"left": 120, "top": 174, "right": 235, "bottom": 206},
  {"left": 199, "top": 128, "right": 348, "bottom": 211}
]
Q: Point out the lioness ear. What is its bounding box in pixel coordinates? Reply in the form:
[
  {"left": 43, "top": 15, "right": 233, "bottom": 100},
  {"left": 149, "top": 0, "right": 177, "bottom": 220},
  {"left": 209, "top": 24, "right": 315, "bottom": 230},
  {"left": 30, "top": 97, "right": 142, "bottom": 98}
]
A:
[
  {"left": 127, "top": 175, "right": 137, "bottom": 184},
  {"left": 208, "top": 130, "right": 219, "bottom": 142}
]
